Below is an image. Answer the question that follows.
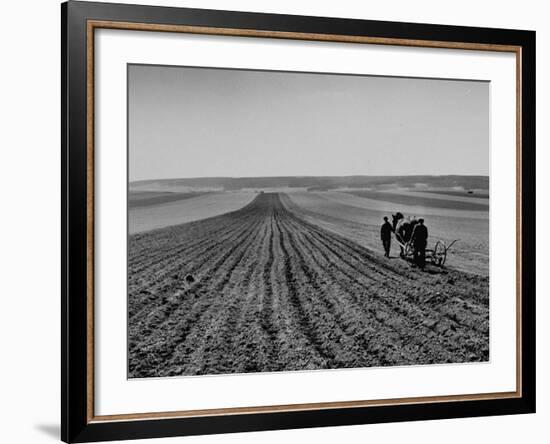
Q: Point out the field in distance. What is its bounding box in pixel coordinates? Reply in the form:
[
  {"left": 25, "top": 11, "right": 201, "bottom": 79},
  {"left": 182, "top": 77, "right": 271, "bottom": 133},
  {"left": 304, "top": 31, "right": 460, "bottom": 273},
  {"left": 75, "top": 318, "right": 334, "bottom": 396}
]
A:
[
  {"left": 128, "top": 176, "right": 489, "bottom": 378},
  {"left": 129, "top": 175, "right": 488, "bottom": 275}
]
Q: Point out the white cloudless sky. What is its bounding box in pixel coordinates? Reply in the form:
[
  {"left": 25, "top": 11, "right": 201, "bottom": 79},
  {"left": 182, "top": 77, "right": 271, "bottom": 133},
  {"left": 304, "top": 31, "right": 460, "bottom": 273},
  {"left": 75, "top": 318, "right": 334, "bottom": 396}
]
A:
[{"left": 128, "top": 64, "right": 489, "bottom": 181}]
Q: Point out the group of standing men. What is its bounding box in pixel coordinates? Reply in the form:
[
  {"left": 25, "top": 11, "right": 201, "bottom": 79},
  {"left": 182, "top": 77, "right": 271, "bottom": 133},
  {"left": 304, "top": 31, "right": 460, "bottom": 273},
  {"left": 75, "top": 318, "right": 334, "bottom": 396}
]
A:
[{"left": 380, "top": 216, "right": 428, "bottom": 269}]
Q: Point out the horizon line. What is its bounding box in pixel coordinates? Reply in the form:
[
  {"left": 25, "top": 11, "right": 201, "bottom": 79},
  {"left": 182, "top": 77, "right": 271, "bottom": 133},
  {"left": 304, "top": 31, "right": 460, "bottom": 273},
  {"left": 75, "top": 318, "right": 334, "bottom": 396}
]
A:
[{"left": 130, "top": 173, "right": 490, "bottom": 184}]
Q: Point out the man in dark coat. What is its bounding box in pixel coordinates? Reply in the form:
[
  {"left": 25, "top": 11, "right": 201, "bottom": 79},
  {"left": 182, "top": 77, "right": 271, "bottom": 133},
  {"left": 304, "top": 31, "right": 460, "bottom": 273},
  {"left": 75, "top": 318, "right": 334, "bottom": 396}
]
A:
[
  {"left": 380, "top": 216, "right": 393, "bottom": 257},
  {"left": 411, "top": 218, "right": 428, "bottom": 269}
]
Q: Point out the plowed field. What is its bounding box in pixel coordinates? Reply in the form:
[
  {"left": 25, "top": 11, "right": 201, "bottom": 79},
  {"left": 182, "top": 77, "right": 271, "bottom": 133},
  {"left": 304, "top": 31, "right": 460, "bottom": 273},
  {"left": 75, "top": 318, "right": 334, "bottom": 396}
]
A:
[{"left": 129, "top": 193, "right": 489, "bottom": 378}]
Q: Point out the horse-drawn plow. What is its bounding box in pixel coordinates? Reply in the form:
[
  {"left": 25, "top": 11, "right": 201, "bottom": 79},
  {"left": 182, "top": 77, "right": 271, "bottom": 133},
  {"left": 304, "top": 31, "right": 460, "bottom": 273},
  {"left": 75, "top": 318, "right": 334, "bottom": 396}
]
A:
[
  {"left": 395, "top": 237, "right": 458, "bottom": 267},
  {"left": 391, "top": 211, "right": 458, "bottom": 267}
]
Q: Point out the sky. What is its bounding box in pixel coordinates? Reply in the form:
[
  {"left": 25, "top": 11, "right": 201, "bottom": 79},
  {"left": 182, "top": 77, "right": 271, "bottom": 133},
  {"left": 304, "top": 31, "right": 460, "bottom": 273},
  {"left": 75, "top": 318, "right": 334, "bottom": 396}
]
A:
[{"left": 128, "top": 64, "right": 489, "bottom": 182}]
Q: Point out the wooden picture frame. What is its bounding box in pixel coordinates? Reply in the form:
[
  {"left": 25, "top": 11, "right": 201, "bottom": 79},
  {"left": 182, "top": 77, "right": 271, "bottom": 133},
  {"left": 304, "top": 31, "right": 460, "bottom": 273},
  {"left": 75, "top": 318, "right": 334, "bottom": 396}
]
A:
[{"left": 62, "top": 1, "right": 535, "bottom": 442}]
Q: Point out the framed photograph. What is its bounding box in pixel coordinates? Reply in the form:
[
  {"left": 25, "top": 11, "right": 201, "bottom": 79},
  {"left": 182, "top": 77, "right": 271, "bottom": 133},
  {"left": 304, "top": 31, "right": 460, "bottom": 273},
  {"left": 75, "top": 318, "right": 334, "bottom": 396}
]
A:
[{"left": 61, "top": 1, "right": 536, "bottom": 442}]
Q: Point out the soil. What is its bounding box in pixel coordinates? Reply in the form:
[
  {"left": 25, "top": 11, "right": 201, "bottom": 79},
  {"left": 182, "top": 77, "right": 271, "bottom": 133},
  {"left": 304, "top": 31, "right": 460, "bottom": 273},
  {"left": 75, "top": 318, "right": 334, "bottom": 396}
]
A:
[{"left": 128, "top": 192, "right": 489, "bottom": 378}]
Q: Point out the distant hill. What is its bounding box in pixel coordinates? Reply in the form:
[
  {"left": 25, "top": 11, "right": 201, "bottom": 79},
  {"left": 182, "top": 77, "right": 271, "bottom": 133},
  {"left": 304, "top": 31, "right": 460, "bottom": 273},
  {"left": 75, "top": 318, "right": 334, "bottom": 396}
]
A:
[{"left": 130, "top": 175, "right": 489, "bottom": 192}]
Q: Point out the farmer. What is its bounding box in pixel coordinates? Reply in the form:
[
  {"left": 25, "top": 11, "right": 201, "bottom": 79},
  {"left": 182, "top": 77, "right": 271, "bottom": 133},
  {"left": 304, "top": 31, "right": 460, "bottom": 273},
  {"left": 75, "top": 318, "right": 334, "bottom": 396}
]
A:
[
  {"left": 411, "top": 218, "right": 428, "bottom": 269},
  {"left": 380, "top": 216, "right": 393, "bottom": 257}
]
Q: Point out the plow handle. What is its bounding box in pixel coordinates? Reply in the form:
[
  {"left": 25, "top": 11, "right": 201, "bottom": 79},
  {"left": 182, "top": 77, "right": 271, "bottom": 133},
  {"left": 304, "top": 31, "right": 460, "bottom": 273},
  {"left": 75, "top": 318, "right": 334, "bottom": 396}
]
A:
[{"left": 445, "top": 239, "right": 459, "bottom": 252}]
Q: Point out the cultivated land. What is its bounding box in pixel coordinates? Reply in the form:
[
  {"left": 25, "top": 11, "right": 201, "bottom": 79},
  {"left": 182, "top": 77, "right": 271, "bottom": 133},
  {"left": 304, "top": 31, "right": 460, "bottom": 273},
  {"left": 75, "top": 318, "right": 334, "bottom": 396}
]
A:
[{"left": 128, "top": 192, "right": 489, "bottom": 378}]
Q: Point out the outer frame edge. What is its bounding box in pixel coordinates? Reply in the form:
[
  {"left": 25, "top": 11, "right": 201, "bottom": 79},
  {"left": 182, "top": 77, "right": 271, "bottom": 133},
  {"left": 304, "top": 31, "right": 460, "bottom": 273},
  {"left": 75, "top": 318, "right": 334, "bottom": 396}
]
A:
[
  {"left": 65, "top": 0, "right": 92, "bottom": 442},
  {"left": 61, "top": 1, "right": 69, "bottom": 442},
  {"left": 74, "top": 398, "right": 535, "bottom": 443},
  {"left": 62, "top": 1, "right": 536, "bottom": 442},
  {"left": 520, "top": 30, "right": 536, "bottom": 415}
]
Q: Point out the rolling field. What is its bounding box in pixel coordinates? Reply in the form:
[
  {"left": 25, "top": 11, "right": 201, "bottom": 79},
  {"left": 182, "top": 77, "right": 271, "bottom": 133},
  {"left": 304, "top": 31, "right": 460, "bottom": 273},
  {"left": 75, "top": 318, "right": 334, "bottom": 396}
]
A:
[
  {"left": 129, "top": 191, "right": 211, "bottom": 208},
  {"left": 129, "top": 191, "right": 256, "bottom": 234},
  {"left": 129, "top": 192, "right": 489, "bottom": 378},
  {"left": 420, "top": 189, "right": 489, "bottom": 199},
  {"left": 345, "top": 190, "right": 488, "bottom": 211}
]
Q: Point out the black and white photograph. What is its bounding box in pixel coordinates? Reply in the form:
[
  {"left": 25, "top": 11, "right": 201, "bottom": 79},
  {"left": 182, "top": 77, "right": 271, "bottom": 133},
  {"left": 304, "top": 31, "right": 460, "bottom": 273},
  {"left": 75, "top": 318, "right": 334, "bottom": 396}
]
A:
[
  {"left": 1, "top": 0, "right": 543, "bottom": 442},
  {"left": 127, "top": 64, "right": 490, "bottom": 378}
]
